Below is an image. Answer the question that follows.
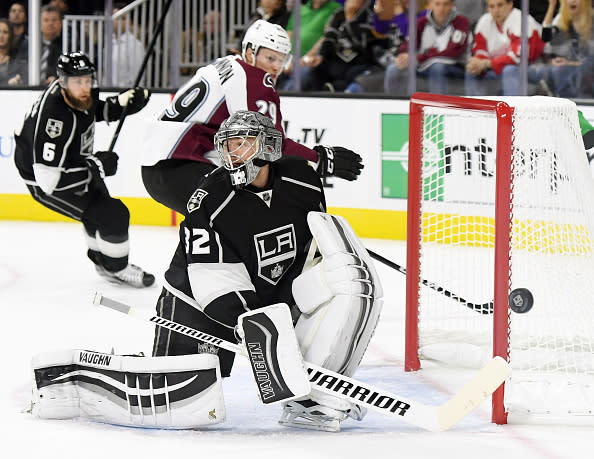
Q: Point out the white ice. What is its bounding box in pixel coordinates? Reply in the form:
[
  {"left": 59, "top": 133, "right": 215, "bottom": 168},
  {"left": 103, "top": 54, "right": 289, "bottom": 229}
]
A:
[{"left": 0, "top": 221, "right": 591, "bottom": 459}]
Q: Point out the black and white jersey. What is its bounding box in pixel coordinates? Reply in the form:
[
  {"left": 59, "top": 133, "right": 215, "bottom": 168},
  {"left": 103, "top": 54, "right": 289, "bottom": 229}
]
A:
[
  {"left": 13, "top": 81, "right": 113, "bottom": 195},
  {"left": 164, "top": 157, "right": 326, "bottom": 329}
]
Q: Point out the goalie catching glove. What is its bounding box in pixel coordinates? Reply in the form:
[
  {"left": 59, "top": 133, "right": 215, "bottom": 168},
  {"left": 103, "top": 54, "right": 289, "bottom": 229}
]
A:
[{"left": 314, "top": 145, "right": 363, "bottom": 181}]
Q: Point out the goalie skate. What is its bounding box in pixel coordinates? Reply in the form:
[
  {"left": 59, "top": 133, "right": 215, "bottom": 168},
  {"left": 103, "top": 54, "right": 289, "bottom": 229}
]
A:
[
  {"left": 99, "top": 264, "right": 155, "bottom": 288},
  {"left": 278, "top": 399, "right": 365, "bottom": 432}
]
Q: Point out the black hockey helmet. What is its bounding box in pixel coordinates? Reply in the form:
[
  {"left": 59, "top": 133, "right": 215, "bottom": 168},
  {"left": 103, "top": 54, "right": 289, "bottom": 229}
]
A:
[{"left": 57, "top": 52, "right": 97, "bottom": 87}]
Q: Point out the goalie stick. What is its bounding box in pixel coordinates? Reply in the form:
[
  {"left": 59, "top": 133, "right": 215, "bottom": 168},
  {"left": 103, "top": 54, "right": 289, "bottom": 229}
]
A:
[
  {"left": 93, "top": 292, "right": 511, "bottom": 431},
  {"left": 367, "top": 249, "right": 494, "bottom": 315}
]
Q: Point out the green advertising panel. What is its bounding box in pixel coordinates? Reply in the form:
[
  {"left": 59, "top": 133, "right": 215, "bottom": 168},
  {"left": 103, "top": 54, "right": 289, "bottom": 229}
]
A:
[
  {"left": 381, "top": 114, "right": 409, "bottom": 199},
  {"left": 381, "top": 113, "right": 445, "bottom": 201}
]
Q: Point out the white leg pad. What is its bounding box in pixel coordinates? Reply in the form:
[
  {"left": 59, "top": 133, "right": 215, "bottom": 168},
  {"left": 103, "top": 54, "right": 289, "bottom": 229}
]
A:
[
  {"left": 31, "top": 349, "right": 226, "bottom": 429},
  {"left": 295, "top": 295, "right": 384, "bottom": 378}
]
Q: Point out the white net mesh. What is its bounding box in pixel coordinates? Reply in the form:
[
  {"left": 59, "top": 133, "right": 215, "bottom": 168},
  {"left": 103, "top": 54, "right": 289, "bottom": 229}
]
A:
[{"left": 412, "top": 96, "right": 594, "bottom": 420}]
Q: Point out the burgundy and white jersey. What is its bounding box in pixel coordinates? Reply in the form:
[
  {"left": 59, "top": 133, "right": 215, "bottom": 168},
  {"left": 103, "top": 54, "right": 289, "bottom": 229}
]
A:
[
  {"left": 411, "top": 10, "right": 470, "bottom": 72},
  {"left": 472, "top": 8, "right": 544, "bottom": 75},
  {"left": 141, "top": 55, "right": 316, "bottom": 166}
]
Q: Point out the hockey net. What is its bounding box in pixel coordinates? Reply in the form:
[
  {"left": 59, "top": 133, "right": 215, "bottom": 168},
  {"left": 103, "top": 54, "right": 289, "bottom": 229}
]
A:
[{"left": 405, "top": 93, "right": 594, "bottom": 424}]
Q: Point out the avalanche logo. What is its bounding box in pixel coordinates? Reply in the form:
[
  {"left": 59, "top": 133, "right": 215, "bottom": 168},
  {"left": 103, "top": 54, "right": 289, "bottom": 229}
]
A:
[
  {"left": 254, "top": 224, "right": 296, "bottom": 285},
  {"left": 263, "top": 73, "right": 275, "bottom": 88}
]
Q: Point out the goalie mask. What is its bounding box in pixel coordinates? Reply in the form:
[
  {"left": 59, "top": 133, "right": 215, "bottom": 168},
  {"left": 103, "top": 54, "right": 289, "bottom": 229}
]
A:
[
  {"left": 214, "top": 111, "right": 283, "bottom": 188},
  {"left": 241, "top": 19, "right": 292, "bottom": 71}
]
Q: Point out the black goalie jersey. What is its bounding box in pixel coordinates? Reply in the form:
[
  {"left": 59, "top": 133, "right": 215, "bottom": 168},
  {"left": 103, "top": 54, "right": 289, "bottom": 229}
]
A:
[{"left": 164, "top": 156, "right": 326, "bottom": 328}]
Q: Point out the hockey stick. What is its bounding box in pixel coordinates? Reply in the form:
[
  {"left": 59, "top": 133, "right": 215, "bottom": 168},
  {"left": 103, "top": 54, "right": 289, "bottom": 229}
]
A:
[
  {"left": 367, "top": 249, "right": 494, "bottom": 315},
  {"left": 93, "top": 292, "right": 511, "bottom": 431},
  {"left": 107, "top": 0, "right": 175, "bottom": 152}
]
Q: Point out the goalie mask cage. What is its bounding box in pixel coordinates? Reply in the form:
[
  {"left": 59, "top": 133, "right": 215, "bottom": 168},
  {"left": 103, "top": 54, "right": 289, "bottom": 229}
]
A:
[{"left": 405, "top": 93, "right": 594, "bottom": 425}]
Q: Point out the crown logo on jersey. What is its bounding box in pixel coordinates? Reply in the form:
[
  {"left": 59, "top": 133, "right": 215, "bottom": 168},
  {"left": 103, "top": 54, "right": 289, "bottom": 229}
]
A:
[
  {"left": 187, "top": 188, "right": 209, "bottom": 214},
  {"left": 45, "top": 118, "right": 63, "bottom": 139},
  {"left": 271, "top": 263, "right": 283, "bottom": 279}
]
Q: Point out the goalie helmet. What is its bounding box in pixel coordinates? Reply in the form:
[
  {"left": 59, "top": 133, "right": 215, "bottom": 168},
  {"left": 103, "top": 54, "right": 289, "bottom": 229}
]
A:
[
  {"left": 56, "top": 51, "right": 97, "bottom": 88},
  {"left": 241, "top": 19, "right": 292, "bottom": 70},
  {"left": 214, "top": 110, "right": 283, "bottom": 188}
]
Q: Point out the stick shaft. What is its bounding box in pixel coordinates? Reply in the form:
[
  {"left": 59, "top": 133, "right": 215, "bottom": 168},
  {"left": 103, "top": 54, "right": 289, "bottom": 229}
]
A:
[{"left": 367, "top": 249, "right": 494, "bottom": 314}]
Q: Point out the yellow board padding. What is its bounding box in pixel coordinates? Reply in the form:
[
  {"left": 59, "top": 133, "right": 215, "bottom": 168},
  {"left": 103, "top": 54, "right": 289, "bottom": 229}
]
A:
[
  {"left": 421, "top": 212, "right": 593, "bottom": 254},
  {"left": 0, "top": 193, "right": 175, "bottom": 226},
  {"left": 327, "top": 207, "right": 407, "bottom": 240},
  {"left": 0, "top": 194, "right": 409, "bottom": 240}
]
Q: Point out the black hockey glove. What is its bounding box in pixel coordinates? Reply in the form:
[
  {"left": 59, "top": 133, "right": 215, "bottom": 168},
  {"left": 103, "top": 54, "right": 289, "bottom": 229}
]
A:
[
  {"left": 87, "top": 151, "right": 119, "bottom": 178},
  {"left": 313, "top": 145, "right": 364, "bottom": 181},
  {"left": 106, "top": 87, "right": 151, "bottom": 117}
]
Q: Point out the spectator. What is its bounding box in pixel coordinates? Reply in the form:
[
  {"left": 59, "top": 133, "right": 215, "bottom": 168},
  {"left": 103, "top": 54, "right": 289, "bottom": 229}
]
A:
[
  {"left": 373, "top": 0, "right": 410, "bottom": 39},
  {"left": 0, "top": 18, "right": 26, "bottom": 86},
  {"left": 40, "top": 4, "right": 63, "bottom": 86},
  {"left": 537, "top": 0, "right": 594, "bottom": 97},
  {"left": 230, "top": 0, "right": 291, "bottom": 55},
  {"left": 299, "top": 0, "right": 384, "bottom": 92},
  {"left": 465, "top": 0, "right": 545, "bottom": 96},
  {"left": 349, "top": 0, "right": 429, "bottom": 93},
  {"left": 280, "top": 0, "right": 341, "bottom": 90},
  {"left": 8, "top": 1, "right": 27, "bottom": 62},
  {"left": 456, "top": 0, "right": 486, "bottom": 28},
  {"left": 200, "top": 9, "right": 221, "bottom": 61},
  {"left": 49, "top": 0, "right": 70, "bottom": 16},
  {"left": 384, "top": 0, "right": 470, "bottom": 95},
  {"left": 514, "top": 0, "right": 549, "bottom": 23},
  {"left": 111, "top": 2, "right": 145, "bottom": 87}
]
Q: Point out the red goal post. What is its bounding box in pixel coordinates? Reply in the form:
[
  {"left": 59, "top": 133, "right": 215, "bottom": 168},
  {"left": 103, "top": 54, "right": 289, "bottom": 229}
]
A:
[{"left": 404, "top": 93, "right": 594, "bottom": 425}]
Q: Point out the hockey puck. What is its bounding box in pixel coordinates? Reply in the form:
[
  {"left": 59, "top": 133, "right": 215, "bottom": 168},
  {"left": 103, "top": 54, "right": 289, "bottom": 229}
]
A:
[{"left": 508, "top": 288, "right": 534, "bottom": 314}]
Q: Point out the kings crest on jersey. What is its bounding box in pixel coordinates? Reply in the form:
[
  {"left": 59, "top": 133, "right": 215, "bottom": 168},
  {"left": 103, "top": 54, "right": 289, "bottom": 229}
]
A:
[{"left": 163, "top": 157, "right": 326, "bottom": 328}]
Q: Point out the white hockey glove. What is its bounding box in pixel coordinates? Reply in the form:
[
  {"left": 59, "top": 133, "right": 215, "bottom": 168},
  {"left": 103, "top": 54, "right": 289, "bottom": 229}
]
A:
[
  {"left": 106, "top": 87, "right": 151, "bottom": 117},
  {"left": 313, "top": 145, "right": 364, "bottom": 181}
]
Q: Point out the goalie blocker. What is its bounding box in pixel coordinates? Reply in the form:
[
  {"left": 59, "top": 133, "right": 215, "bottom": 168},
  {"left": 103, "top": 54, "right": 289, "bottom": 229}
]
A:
[{"left": 31, "top": 349, "right": 225, "bottom": 429}]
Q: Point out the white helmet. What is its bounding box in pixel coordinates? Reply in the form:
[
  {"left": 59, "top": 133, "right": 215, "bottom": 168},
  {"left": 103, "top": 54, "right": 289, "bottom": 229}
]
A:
[
  {"left": 214, "top": 111, "right": 283, "bottom": 188},
  {"left": 241, "top": 19, "right": 292, "bottom": 69}
]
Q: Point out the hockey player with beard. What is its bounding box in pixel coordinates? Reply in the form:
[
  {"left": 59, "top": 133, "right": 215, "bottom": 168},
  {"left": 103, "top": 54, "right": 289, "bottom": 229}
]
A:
[
  {"left": 151, "top": 111, "right": 383, "bottom": 431},
  {"left": 13, "top": 52, "right": 154, "bottom": 287},
  {"left": 140, "top": 19, "right": 364, "bottom": 216}
]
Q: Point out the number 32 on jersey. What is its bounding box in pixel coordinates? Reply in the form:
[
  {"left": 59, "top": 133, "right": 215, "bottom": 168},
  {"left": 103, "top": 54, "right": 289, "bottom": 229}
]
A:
[{"left": 184, "top": 227, "right": 210, "bottom": 255}]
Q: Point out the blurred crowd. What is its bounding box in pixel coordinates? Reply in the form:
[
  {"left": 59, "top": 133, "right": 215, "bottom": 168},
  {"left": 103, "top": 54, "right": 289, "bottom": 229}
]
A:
[{"left": 1, "top": 0, "right": 594, "bottom": 99}]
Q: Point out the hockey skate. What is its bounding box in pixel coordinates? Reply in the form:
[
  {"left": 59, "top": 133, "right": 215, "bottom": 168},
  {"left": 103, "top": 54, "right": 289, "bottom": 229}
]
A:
[
  {"left": 278, "top": 398, "right": 366, "bottom": 432},
  {"left": 98, "top": 264, "right": 155, "bottom": 288}
]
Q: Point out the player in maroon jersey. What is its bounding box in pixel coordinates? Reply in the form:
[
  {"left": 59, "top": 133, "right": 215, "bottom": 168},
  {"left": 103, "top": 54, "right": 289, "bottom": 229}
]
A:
[{"left": 141, "top": 20, "right": 364, "bottom": 216}]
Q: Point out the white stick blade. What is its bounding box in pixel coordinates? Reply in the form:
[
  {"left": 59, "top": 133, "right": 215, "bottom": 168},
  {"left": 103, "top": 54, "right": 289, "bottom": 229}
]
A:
[{"left": 436, "top": 356, "right": 511, "bottom": 431}]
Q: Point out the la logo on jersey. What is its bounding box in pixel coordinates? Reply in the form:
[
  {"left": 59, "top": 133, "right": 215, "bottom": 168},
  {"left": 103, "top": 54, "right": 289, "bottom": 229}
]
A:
[{"left": 254, "top": 224, "right": 296, "bottom": 285}]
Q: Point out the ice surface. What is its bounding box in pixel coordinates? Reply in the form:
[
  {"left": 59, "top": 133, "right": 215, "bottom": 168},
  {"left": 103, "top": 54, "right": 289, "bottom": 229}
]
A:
[{"left": 0, "top": 221, "right": 591, "bottom": 459}]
